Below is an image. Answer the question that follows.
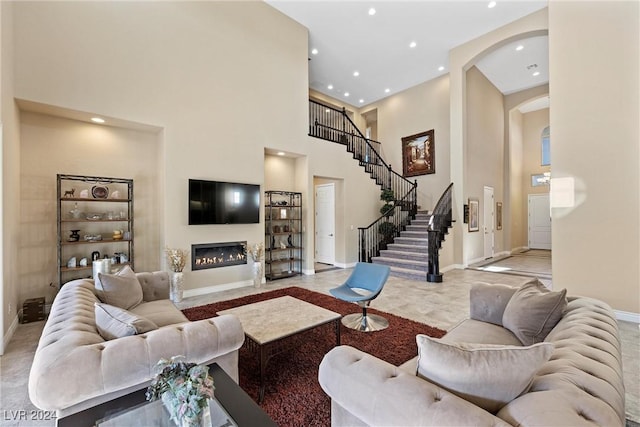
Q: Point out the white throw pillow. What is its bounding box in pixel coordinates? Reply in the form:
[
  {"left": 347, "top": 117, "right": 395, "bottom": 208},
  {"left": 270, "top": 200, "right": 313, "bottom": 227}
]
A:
[
  {"left": 416, "top": 335, "right": 554, "bottom": 413},
  {"left": 97, "top": 266, "right": 143, "bottom": 310},
  {"left": 94, "top": 302, "right": 158, "bottom": 340}
]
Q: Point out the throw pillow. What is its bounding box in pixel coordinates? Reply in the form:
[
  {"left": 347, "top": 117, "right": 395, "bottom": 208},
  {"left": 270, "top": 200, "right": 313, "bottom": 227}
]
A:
[
  {"left": 416, "top": 335, "right": 554, "bottom": 413},
  {"left": 502, "top": 279, "right": 568, "bottom": 345},
  {"left": 94, "top": 302, "right": 158, "bottom": 340},
  {"left": 97, "top": 267, "right": 143, "bottom": 310},
  {"left": 94, "top": 265, "right": 137, "bottom": 302}
]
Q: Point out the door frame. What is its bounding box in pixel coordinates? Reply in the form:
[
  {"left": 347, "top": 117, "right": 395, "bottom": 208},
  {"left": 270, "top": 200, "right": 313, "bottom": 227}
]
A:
[
  {"left": 314, "top": 183, "right": 336, "bottom": 265},
  {"left": 483, "top": 186, "right": 495, "bottom": 259}
]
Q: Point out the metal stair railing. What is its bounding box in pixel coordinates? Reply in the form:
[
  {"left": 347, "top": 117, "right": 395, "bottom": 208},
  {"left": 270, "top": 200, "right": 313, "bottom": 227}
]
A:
[{"left": 426, "top": 183, "right": 454, "bottom": 282}]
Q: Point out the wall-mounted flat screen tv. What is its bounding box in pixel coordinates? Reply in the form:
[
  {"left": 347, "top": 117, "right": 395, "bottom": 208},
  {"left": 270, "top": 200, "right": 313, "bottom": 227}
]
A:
[{"left": 189, "top": 179, "right": 260, "bottom": 225}]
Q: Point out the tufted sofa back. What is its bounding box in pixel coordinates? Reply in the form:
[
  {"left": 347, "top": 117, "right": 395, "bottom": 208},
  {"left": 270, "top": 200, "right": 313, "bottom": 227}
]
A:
[{"left": 497, "top": 296, "right": 625, "bottom": 426}]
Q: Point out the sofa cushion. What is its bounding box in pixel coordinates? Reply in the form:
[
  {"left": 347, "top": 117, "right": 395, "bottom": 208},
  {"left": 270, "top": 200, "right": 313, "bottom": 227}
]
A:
[
  {"left": 130, "top": 299, "right": 189, "bottom": 327},
  {"left": 442, "top": 319, "right": 523, "bottom": 346},
  {"left": 416, "top": 335, "right": 554, "bottom": 414},
  {"left": 502, "top": 279, "right": 567, "bottom": 345},
  {"left": 94, "top": 302, "right": 158, "bottom": 340},
  {"left": 469, "top": 282, "right": 518, "bottom": 326},
  {"left": 97, "top": 266, "right": 143, "bottom": 310}
]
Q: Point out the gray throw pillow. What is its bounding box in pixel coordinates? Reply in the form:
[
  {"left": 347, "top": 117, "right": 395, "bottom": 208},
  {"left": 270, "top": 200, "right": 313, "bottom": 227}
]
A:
[
  {"left": 416, "top": 334, "right": 554, "bottom": 413},
  {"left": 97, "top": 267, "right": 143, "bottom": 310},
  {"left": 94, "top": 265, "right": 137, "bottom": 302},
  {"left": 94, "top": 302, "right": 158, "bottom": 340},
  {"left": 502, "top": 279, "right": 568, "bottom": 345}
]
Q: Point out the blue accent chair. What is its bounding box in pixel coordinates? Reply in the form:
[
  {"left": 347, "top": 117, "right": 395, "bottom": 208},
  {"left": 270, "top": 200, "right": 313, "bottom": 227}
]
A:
[{"left": 330, "top": 262, "right": 391, "bottom": 331}]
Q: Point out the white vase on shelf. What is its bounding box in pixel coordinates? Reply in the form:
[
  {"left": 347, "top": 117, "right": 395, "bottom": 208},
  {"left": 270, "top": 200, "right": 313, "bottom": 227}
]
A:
[
  {"left": 170, "top": 271, "right": 184, "bottom": 303},
  {"left": 252, "top": 262, "right": 263, "bottom": 288}
]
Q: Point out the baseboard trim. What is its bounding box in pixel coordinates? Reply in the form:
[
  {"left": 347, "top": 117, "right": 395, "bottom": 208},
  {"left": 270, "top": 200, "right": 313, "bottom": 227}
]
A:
[
  {"left": 183, "top": 280, "right": 253, "bottom": 298},
  {"left": 1, "top": 313, "right": 19, "bottom": 356},
  {"left": 615, "top": 310, "right": 640, "bottom": 324}
]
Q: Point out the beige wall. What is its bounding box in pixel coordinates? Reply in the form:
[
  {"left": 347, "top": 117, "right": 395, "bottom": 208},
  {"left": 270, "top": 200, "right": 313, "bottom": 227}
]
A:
[
  {"left": 509, "top": 109, "right": 526, "bottom": 249},
  {"left": 549, "top": 1, "right": 639, "bottom": 314},
  {"left": 522, "top": 108, "right": 550, "bottom": 198},
  {"left": 12, "top": 1, "right": 310, "bottom": 292},
  {"left": 19, "top": 112, "right": 162, "bottom": 304},
  {"left": 264, "top": 154, "right": 297, "bottom": 193},
  {"left": 449, "top": 9, "right": 548, "bottom": 266},
  {"left": 504, "top": 84, "right": 549, "bottom": 251},
  {"left": 465, "top": 66, "right": 505, "bottom": 261},
  {"left": 1, "top": 0, "right": 22, "bottom": 352}
]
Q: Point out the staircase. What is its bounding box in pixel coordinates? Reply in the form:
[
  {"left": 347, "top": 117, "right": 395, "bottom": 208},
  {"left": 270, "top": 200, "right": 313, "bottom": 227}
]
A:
[
  {"left": 309, "top": 99, "right": 453, "bottom": 281},
  {"left": 372, "top": 211, "right": 432, "bottom": 280}
]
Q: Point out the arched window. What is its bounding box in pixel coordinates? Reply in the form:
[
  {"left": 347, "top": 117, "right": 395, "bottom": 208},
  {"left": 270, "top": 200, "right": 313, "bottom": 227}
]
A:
[{"left": 541, "top": 126, "right": 550, "bottom": 166}]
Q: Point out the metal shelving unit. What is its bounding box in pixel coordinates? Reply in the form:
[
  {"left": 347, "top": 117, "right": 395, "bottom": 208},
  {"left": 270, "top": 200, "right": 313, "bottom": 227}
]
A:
[
  {"left": 57, "top": 174, "right": 134, "bottom": 287},
  {"left": 264, "top": 191, "right": 302, "bottom": 280}
]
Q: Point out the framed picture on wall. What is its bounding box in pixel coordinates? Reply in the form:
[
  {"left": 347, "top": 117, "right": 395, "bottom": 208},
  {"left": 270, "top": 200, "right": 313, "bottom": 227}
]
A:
[
  {"left": 468, "top": 198, "right": 479, "bottom": 232},
  {"left": 401, "top": 129, "right": 435, "bottom": 177},
  {"left": 496, "top": 202, "right": 503, "bottom": 230}
]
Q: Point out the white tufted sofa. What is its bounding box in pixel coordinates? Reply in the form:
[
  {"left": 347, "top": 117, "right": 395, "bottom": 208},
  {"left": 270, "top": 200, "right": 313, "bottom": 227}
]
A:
[
  {"left": 319, "top": 285, "right": 625, "bottom": 426},
  {"left": 28, "top": 272, "right": 245, "bottom": 417}
]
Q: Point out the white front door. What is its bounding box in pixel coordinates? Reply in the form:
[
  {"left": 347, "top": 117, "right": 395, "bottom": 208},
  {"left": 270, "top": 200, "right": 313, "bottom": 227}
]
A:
[
  {"left": 483, "top": 186, "right": 494, "bottom": 259},
  {"left": 528, "top": 193, "right": 551, "bottom": 249},
  {"left": 315, "top": 184, "right": 335, "bottom": 264}
]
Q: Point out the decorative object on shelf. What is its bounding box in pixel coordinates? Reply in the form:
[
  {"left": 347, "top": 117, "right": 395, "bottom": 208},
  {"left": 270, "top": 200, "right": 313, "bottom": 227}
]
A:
[
  {"left": 112, "top": 229, "right": 123, "bottom": 240},
  {"left": 109, "top": 190, "right": 121, "bottom": 199},
  {"left": 146, "top": 356, "right": 215, "bottom": 427},
  {"left": 91, "top": 251, "right": 101, "bottom": 261},
  {"left": 86, "top": 213, "right": 103, "bottom": 220},
  {"left": 273, "top": 225, "right": 281, "bottom": 233},
  {"left": 63, "top": 188, "right": 75, "bottom": 198},
  {"left": 79, "top": 257, "right": 88, "bottom": 267},
  {"left": 468, "top": 198, "right": 479, "bottom": 232},
  {"left": 93, "top": 258, "right": 111, "bottom": 279},
  {"left": 247, "top": 242, "right": 265, "bottom": 289},
  {"left": 283, "top": 225, "right": 290, "bottom": 232},
  {"left": 69, "top": 203, "right": 83, "bottom": 219},
  {"left": 79, "top": 189, "right": 90, "bottom": 198},
  {"left": 84, "top": 234, "right": 103, "bottom": 241},
  {"left": 67, "top": 257, "right": 77, "bottom": 268},
  {"left": 68, "top": 229, "right": 81, "bottom": 242},
  {"left": 91, "top": 185, "right": 109, "bottom": 199},
  {"left": 166, "top": 247, "right": 189, "bottom": 303}
]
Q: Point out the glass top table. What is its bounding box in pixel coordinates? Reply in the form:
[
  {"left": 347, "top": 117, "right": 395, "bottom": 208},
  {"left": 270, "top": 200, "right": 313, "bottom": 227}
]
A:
[{"left": 57, "top": 363, "right": 276, "bottom": 427}]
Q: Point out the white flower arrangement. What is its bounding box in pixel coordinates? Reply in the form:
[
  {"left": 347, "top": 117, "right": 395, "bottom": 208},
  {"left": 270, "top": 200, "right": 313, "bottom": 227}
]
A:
[
  {"left": 247, "top": 242, "right": 265, "bottom": 262},
  {"left": 165, "top": 247, "right": 189, "bottom": 272},
  {"left": 146, "top": 356, "right": 214, "bottom": 426}
]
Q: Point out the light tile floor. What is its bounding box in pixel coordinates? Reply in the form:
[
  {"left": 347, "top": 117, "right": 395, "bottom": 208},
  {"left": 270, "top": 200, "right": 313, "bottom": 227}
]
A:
[{"left": 1, "top": 258, "right": 638, "bottom": 426}]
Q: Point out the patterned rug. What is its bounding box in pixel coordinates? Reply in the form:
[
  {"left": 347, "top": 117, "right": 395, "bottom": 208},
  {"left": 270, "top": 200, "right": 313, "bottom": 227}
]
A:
[{"left": 183, "top": 286, "right": 446, "bottom": 427}]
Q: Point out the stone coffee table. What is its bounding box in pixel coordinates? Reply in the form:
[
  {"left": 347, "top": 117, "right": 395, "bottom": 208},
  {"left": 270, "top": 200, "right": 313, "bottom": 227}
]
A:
[{"left": 218, "top": 295, "right": 341, "bottom": 402}]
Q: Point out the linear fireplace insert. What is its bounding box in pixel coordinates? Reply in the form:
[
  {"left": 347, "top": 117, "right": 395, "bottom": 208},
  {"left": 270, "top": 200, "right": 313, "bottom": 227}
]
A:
[{"left": 192, "top": 241, "right": 247, "bottom": 271}]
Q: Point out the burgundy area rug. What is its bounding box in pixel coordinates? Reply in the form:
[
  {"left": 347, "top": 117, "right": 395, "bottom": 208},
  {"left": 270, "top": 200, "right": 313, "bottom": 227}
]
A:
[{"left": 183, "top": 287, "right": 446, "bottom": 427}]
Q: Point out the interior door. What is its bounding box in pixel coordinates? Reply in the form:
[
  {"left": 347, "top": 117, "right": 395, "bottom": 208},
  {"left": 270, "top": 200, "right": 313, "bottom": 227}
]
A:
[
  {"left": 483, "top": 186, "right": 494, "bottom": 259},
  {"left": 529, "top": 193, "right": 551, "bottom": 249},
  {"left": 315, "top": 184, "right": 336, "bottom": 264}
]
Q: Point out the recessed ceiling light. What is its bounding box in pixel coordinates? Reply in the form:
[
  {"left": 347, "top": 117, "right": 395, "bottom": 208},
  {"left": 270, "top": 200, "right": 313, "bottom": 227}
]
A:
[
  {"left": 344, "top": 92, "right": 350, "bottom": 97},
  {"left": 488, "top": 1, "right": 497, "bottom": 8},
  {"left": 533, "top": 71, "right": 540, "bottom": 77},
  {"left": 438, "top": 66, "right": 445, "bottom": 71},
  {"left": 516, "top": 45, "right": 524, "bottom": 51},
  {"left": 353, "top": 71, "right": 360, "bottom": 77},
  {"left": 328, "top": 84, "right": 333, "bottom": 90},
  {"left": 368, "top": 7, "right": 376, "bottom": 16},
  {"left": 409, "top": 41, "right": 417, "bottom": 48},
  {"left": 311, "top": 48, "right": 318, "bottom": 55},
  {"left": 384, "top": 88, "right": 390, "bottom": 93},
  {"left": 91, "top": 117, "right": 105, "bottom": 124},
  {"left": 277, "top": 152, "right": 285, "bottom": 156},
  {"left": 359, "top": 99, "right": 364, "bottom": 103}
]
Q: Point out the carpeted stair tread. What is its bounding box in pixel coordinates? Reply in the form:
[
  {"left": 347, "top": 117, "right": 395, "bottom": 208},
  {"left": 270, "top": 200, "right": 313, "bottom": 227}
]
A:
[
  {"left": 387, "top": 243, "right": 428, "bottom": 253},
  {"left": 387, "top": 265, "right": 429, "bottom": 280},
  {"left": 379, "top": 249, "right": 428, "bottom": 261},
  {"left": 372, "top": 256, "right": 428, "bottom": 271}
]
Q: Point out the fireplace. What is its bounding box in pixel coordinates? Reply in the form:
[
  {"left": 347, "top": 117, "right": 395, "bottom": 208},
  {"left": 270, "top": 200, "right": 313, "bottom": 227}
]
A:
[{"left": 192, "top": 241, "right": 247, "bottom": 271}]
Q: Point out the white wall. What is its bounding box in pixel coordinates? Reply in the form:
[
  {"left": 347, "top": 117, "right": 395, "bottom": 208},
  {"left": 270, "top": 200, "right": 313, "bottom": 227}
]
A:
[{"left": 549, "top": 1, "right": 639, "bottom": 314}]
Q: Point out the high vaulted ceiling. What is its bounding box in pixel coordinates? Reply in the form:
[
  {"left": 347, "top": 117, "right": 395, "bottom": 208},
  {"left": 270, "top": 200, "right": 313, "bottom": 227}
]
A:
[{"left": 266, "top": 1, "right": 548, "bottom": 109}]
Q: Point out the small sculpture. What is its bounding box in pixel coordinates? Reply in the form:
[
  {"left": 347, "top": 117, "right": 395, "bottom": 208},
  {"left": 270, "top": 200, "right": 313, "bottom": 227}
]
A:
[
  {"left": 67, "top": 257, "right": 77, "bottom": 268},
  {"left": 79, "top": 257, "right": 88, "bottom": 267},
  {"left": 112, "top": 230, "right": 123, "bottom": 240},
  {"left": 68, "top": 230, "right": 80, "bottom": 242},
  {"left": 63, "top": 189, "right": 75, "bottom": 198}
]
